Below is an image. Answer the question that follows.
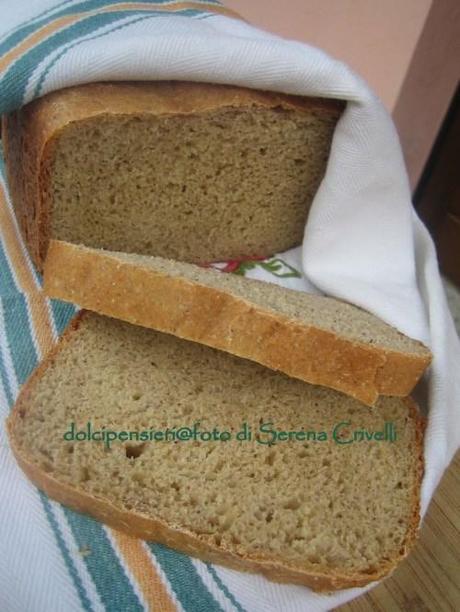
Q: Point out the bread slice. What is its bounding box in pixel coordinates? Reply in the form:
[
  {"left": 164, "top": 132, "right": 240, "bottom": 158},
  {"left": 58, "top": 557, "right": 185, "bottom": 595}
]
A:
[
  {"left": 2, "top": 81, "right": 343, "bottom": 271},
  {"left": 7, "top": 313, "right": 423, "bottom": 591},
  {"left": 43, "top": 240, "right": 432, "bottom": 406}
]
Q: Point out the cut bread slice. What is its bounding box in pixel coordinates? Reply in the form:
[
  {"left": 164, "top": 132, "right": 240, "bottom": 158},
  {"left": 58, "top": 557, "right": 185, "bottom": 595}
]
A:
[
  {"left": 7, "top": 313, "right": 423, "bottom": 591},
  {"left": 43, "top": 240, "right": 432, "bottom": 406}
]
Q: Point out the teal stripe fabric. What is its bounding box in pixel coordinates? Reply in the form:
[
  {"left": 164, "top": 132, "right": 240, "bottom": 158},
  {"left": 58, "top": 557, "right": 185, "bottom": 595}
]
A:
[
  {"left": 0, "top": 0, "right": 215, "bottom": 54},
  {"left": 0, "top": 0, "right": 226, "bottom": 113},
  {"left": 64, "top": 509, "right": 145, "bottom": 612},
  {"left": 34, "top": 12, "right": 166, "bottom": 98},
  {"left": 150, "top": 544, "right": 224, "bottom": 611},
  {"left": 0, "top": 0, "right": 90, "bottom": 56},
  {"left": 207, "top": 565, "right": 246, "bottom": 612},
  {"left": 0, "top": 333, "right": 14, "bottom": 407},
  {"left": 2, "top": 11, "right": 151, "bottom": 111},
  {"left": 3, "top": 294, "right": 38, "bottom": 384},
  {"left": 41, "top": 493, "right": 95, "bottom": 612},
  {"left": 0, "top": 0, "right": 74, "bottom": 45},
  {"left": 50, "top": 299, "right": 77, "bottom": 335},
  {"left": 0, "top": 245, "right": 20, "bottom": 296}
]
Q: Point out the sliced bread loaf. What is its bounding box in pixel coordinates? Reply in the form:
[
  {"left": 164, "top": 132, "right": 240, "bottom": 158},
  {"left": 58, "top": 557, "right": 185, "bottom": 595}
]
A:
[
  {"left": 2, "top": 81, "right": 343, "bottom": 271},
  {"left": 43, "top": 240, "right": 432, "bottom": 406},
  {"left": 7, "top": 313, "right": 424, "bottom": 591}
]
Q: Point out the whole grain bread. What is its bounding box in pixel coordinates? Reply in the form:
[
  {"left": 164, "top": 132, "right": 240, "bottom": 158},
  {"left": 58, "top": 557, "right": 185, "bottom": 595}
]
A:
[
  {"left": 2, "top": 81, "right": 343, "bottom": 271},
  {"left": 7, "top": 313, "right": 424, "bottom": 591},
  {"left": 44, "top": 240, "right": 432, "bottom": 406}
]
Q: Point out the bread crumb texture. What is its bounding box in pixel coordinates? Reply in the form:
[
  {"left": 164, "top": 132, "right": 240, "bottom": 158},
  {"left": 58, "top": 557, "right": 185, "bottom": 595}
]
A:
[
  {"left": 46, "top": 106, "right": 337, "bottom": 261},
  {"left": 11, "top": 315, "right": 422, "bottom": 579},
  {"left": 112, "top": 249, "right": 430, "bottom": 356}
]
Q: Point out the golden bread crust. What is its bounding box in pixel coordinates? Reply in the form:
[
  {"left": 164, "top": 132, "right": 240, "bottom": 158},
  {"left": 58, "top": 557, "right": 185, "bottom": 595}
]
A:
[{"left": 43, "top": 240, "right": 431, "bottom": 406}]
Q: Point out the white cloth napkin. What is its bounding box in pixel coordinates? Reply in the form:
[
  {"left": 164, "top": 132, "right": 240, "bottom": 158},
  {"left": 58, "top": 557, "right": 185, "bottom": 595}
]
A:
[{"left": 1, "top": 3, "right": 459, "bottom": 611}]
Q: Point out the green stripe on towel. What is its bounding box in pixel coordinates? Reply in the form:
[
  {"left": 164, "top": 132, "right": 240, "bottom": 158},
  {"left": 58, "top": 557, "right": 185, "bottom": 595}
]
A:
[
  {"left": 50, "top": 299, "right": 77, "bottom": 336},
  {"left": 41, "top": 493, "right": 95, "bottom": 612},
  {"left": 64, "top": 508, "right": 144, "bottom": 612},
  {"left": 3, "top": 294, "right": 38, "bottom": 384},
  {"left": 150, "top": 543, "right": 224, "bottom": 612}
]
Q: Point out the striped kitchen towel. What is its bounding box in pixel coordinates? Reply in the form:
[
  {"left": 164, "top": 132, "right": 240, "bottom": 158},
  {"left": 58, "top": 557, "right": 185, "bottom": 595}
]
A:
[{"left": 1, "top": 2, "right": 459, "bottom": 612}]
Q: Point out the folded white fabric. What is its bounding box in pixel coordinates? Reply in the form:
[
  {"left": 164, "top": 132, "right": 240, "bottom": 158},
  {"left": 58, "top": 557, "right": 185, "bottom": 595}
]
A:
[{"left": 0, "top": 2, "right": 459, "bottom": 611}]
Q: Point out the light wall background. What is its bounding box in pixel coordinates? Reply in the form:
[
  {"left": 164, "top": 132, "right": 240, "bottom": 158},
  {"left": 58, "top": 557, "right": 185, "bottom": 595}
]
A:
[{"left": 225, "top": 0, "right": 460, "bottom": 190}]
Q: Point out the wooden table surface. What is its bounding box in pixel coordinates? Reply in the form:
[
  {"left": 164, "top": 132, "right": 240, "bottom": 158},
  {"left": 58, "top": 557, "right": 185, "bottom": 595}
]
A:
[{"left": 336, "top": 450, "right": 460, "bottom": 612}]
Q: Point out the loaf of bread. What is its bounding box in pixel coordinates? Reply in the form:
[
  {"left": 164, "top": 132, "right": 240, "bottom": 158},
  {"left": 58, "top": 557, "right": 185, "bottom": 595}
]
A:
[
  {"left": 2, "top": 81, "right": 343, "bottom": 271},
  {"left": 7, "top": 313, "right": 424, "bottom": 591},
  {"left": 43, "top": 241, "right": 432, "bottom": 406}
]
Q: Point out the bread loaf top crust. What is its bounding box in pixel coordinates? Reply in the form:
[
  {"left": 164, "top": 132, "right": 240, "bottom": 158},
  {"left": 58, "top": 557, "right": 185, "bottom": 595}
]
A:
[{"left": 25, "top": 80, "right": 344, "bottom": 131}]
